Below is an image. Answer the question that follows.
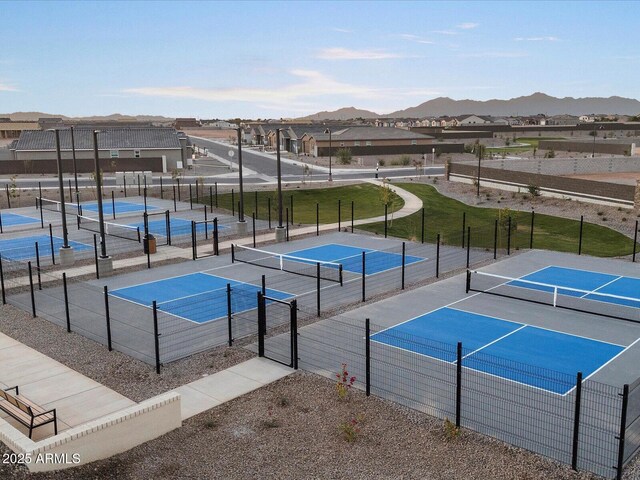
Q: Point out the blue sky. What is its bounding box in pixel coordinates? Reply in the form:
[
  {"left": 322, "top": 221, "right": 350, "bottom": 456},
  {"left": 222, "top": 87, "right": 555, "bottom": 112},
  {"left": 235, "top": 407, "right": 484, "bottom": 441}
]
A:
[{"left": 1, "top": 1, "right": 638, "bottom": 118}]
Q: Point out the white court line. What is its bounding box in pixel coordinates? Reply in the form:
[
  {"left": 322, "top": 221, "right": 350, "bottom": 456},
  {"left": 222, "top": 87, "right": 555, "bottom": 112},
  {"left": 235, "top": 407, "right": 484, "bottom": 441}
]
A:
[{"left": 459, "top": 325, "right": 528, "bottom": 361}]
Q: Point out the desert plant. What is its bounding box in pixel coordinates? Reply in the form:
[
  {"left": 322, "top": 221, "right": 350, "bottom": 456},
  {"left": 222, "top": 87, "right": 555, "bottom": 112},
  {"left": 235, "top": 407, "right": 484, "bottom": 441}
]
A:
[
  {"left": 336, "top": 148, "right": 352, "bottom": 165},
  {"left": 444, "top": 417, "right": 461, "bottom": 440},
  {"left": 336, "top": 363, "right": 356, "bottom": 400},
  {"left": 378, "top": 159, "right": 385, "bottom": 167},
  {"left": 544, "top": 149, "right": 556, "bottom": 158},
  {"left": 262, "top": 407, "right": 279, "bottom": 428},
  {"left": 399, "top": 155, "right": 411, "bottom": 166},
  {"left": 338, "top": 414, "right": 365, "bottom": 442},
  {"left": 526, "top": 184, "right": 540, "bottom": 196}
]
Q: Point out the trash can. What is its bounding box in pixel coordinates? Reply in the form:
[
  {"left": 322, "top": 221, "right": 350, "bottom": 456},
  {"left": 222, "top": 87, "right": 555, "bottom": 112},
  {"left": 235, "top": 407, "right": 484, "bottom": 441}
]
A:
[{"left": 143, "top": 234, "right": 157, "bottom": 254}]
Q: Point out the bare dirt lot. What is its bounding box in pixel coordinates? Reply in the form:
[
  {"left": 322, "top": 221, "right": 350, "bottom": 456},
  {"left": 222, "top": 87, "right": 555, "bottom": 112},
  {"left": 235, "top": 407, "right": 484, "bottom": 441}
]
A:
[{"left": 567, "top": 172, "right": 640, "bottom": 186}]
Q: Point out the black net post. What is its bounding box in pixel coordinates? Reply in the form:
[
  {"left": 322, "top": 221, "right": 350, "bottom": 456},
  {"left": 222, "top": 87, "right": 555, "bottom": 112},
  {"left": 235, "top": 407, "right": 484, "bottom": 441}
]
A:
[
  {"left": 257, "top": 291, "right": 265, "bottom": 357},
  {"left": 465, "top": 270, "right": 471, "bottom": 293},
  {"left": 268, "top": 197, "right": 271, "bottom": 229},
  {"left": 493, "top": 219, "right": 498, "bottom": 259},
  {"left": 213, "top": 218, "right": 219, "bottom": 256},
  {"left": 49, "top": 224, "right": 55, "bottom": 265},
  {"left": 144, "top": 212, "right": 150, "bottom": 269},
  {"left": 401, "top": 242, "right": 406, "bottom": 290},
  {"left": 37, "top": 182, "right": 42, "bottom": 209},
  {"left": 338, "top": 199, "right": 341, "bottom": 231},
  {"left": 28, "top": 261, "right": 36, "bottom": 317},
  {"left": 261, "top": 274, "right": 266, "bottom": 294},
  {"left": 616, "top": 384, "right": 629, "bottom": 480},
  {"left": 137, "top": 174, "right": 141, "bottom": 196},
  {"left": 227, "top": 283, "right": 233, "bottom": 346},
  {"left": 252, "top": 213, "right": 256, "bottom": 248},
  {"left": 104, "top": 286, "right": 112, "bottom": 351},
  {"left": 152, "top": 301, "right": 161, "bottom": 374},
  {"left": 38, "top": 196, "right": 44, "bottom": 228},
  {"left": 166, "top": 210, "right": 172, "bottom": 246},
  {"left": 214, "top": 182, "right": 218, "bottom": 208},
  {"left": 172, "top": 185, "right": 177, "bottom": 212},
  {"left": 5, "top": 184, "right": 10, "bottom": 209},
  {"left": 286, "top": 208, "right": 289, "bottom": 241},
  {"left": 351, "top": 200, "right": 354, "bottom": 233},
  {"left": 421, "top": 207, "right": 425, "bottom": 244},
  {"left": 231, "top": 189, "right": 235, "bottom": 216},
  {"left": 231, "top": 244, "right": 235, "bottom": 263},
  {"left": 316, "top": 203, "right": 319, "bottom": 236},
  {"left": 68, "top": 178, "right": 72, "bottom": 203},
  {"left": 530, "top": 210, "right": 535, "bottom": 249},
  {"left": 633, "top": 220, "right": 638, "bottom": 262},
  {"left": 384, "top": 204, "right": 388, "bottom": 238},
  {"left": 189, "top": 183, "right": 193, "bottom": 209},
  {"left": 462, "top": 212, "right": 466, "bottom": 248},
  {"left": 123, "top": 176, "right": 127, "bottom": 197},
  {"left": 0, "top": 256, "right": 5, "bottom": 305},
  {"left": 571, "top": 371, "right": 583, "bottom": 471},
  {"left": 195, "top": 180, "right": 199, "bottom": 204},
  {"left": 62, "top": 272, "right": 70, "bottom": 332},
  {"left": 507, "top": 216, "right": 512, "bottom": 255},
  {"left": 456, "top": 342, "right": 462, "bottom": 428},
  {"left": 160, "top": 176, "right": 164, "bottom": 199},
  {"left": 466, "top": 226, "right": 471, "bottom": 269},
  {"left": 112, "top": 191, "right": 116, "bottom": 220},
  {"left": 34, "top": 242, "right": 42, "bottom": 290},
  {"left": 204, "top": 206, "right": 208, "bottom": 240},
  {"left": 362, "top": 251, "right": 366, "bottom": 302},
  {"left": 92, "top": 234, "right": 100, "bottom": 279},
  {"left": 578, "top": 215, "right": 584, "bottom": 255},
  {"left": 191, "top": 221, "right": 197, "bottom": 260},
  {"left": 291, "top": 299, "right": 298, "bottom": 370},
  {"left": 316, "top": 262, "right": 321, "bottom": 317},
  {"left": 436, "top": 233, "right": 440, "bottom": 278},
  {"left": 365, "top": 318, "right": 371, "bottom": 396}
]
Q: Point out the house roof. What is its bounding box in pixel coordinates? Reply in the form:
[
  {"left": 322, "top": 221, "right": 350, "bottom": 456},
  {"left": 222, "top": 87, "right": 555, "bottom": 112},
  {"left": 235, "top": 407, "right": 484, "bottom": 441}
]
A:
[
  {"left": 13, "top": 127, "right": 183, "bottom": 151},
  {"left": 0, "top": 122, "right": 39, "bottom": 130},
  {"left": 311, "top": 126, "right": 433, "bottom": 141}
]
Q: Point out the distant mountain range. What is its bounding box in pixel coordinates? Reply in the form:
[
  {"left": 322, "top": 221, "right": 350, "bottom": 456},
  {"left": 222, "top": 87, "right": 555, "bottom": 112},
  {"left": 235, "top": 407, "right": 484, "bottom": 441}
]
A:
[
  {"left": 298, "top": 93, "right": 640, "bottom": 120},
  {"left": 1, "top": 112, "right": 174, "bottom": 123}
]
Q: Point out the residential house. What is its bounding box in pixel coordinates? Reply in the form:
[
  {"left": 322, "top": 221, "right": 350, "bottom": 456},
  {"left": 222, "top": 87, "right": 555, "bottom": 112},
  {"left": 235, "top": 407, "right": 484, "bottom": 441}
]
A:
[
  {"left": 0, "top": 121, "right": 39, "bottom": 139},
  {"left": 174, "top": 118, "right": 201, "bottom": 129}
]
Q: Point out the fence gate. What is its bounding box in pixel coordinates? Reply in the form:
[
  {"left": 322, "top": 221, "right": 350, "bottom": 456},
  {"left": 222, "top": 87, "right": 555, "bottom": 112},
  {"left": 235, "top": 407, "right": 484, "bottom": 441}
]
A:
[{"left": 257, "top": 292, "right": 298, "bottom": 369}]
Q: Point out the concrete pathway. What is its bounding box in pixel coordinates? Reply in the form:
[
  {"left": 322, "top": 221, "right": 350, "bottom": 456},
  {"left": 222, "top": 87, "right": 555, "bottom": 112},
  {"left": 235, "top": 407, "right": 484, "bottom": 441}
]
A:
[
  {"left": 171, "top": 357, "right": 293, "bottom": 420},
  {"left": 0, "top": 332, "right": 135, "bottom": 441}
]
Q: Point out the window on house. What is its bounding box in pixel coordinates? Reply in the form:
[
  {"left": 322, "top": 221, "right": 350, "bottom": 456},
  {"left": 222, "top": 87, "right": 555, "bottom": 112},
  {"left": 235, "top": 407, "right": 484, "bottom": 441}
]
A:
[
  {"left": 411, "top": 140, "right": 417, "bottom": 145},
  {"left": 110, "top": 150, "right": 119, "bottom": 158},
  {"left": 354, "top": 141, "right": 360, "bottom": 146},
  {"left": 365, "top": 141, "right": 372, "bottom": 146},
  {"left": 340, "top": 142, "right": 345, "bottom": 147},
  {"left": 134, "top": 150, "right": 141, "bottom": 158}
]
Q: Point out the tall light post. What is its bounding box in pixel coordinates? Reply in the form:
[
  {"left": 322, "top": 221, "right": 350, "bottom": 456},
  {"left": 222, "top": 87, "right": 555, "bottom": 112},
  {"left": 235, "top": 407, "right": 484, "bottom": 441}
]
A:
[
  {"left": 50, "top": 129, "right": 75, "bottom": 266},
  {"left": 236, "top": 127, "right": 246, "bottom": 233},
  {"left": 592, "top": 124, "right": 604, "bottom": 158},
  {"left": 324, "top": 128, "right": 332, "bottom": 181},
  {"left": 70, "top": 126, "right": 78, "bottom": 200},
  {"left": 275, "top": 128, "right": 285, "bottom": 242},
  {"left": 92, "top": 130, "right": 112, "bottom": 274}
]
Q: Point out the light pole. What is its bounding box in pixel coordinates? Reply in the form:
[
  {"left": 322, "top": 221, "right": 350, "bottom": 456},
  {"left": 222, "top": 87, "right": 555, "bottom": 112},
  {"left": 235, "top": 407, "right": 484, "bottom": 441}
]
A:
[
  {"left": 70, "top": 126, "right": 78, "bottom": 201},
  {"left": 592, "top": 124, "right": 604, "bottom": 158},
  {"left": 92, "top": 130, "right": 113, "bottom": 274},
  {"left": 50, "top": 129, "right": 74, "bottom": 265},
  {"left": 236, "top": 127, "right": 246, "bottom": 233},
  {"left": 275, "top": 128, "right": 285, "bottom": 242},
  {"left": 324, "top": 128, "right": 332, "bottom": 181}
]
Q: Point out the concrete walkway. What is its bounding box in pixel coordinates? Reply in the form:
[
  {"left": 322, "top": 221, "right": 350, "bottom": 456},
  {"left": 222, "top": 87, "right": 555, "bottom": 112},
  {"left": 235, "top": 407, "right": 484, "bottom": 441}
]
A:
[
  {"left": 171, "top": 358, "right": 293, "bottom": 420},
  {"left": 0, "top": 332, "right": 134, "bottom": 441}
]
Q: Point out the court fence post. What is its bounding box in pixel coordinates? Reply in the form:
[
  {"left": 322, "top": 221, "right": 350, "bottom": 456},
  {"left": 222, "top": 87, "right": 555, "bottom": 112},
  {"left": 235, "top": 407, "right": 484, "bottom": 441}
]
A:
[
  {"left": 137, "top": 174, "right": 141, "bottom": 196},
  {"left": 5, "top": 184, "right": 10, "bottom": 209},
  {"left": 231, "top": 244, "right": 235, "bottom": 263},
  {"left": 28, "top": 261, "right": 36, "bottom": 318},
  {"left": 257, "top": 292, "right": 265, "bottom": 357},
  {"left": 160, "top": 176, "right": 164, "bottom": 199},
  {"left": 191, "top": 221, "right": 197, "bottom": 260},
  {"left": 252, "top": 213, "right": 256, "bottom": 248},
  {"left": 37, "top": 182, "right": 42, "bottom": 210},
  {"left": 361, "top": 251, "right": 366, "bottom": 302},
  {"left": 338, "top": 199, "right": 341, "bottom": 231},
  {"left": 144, "top": 212, "right": 150, "bottom": 269},
  {"left": 316, "top": 203, "right": 319, "bottom": 236},
  {"left": 466, "top": 227, "right": 471, "bottom": 269},
  {"left": 123, "top": 176, "right": 127, "bottom": 197},
  {"left": 421, "top": 207, "right": 425, "bottom": 244},
  {"left": 286, "top": 208, "right": 289, "bottom": 241},
  {"left": 195, "top": 180, "right": 199, "bottom": 204},
  {"left": 34, "top": 242, "right": 42, "bottom": 290},
  {"left": 209, "top": 185, "right": 213, "bottom": 212},
  {"left": 0, "top": 256, "right": 6, "bottom": 305},
  {"left": 493, "top": 219, "right": 498, "bottom": 260},
  {"left": 571, "top": 371, "right": 583, "bottom": 471},
  {"left": 104, "top": 286, "right": 112, "bottom": 351},
  {"left": 49, "top": 224, "right": 55, "bottom": 265},
  {"left": 62, "top": 272, "right": 70, "bottom": 332},
  {"left": 268, "top": 197, "right": 272, "bottom": 229},
  {"left": 166, "top": 210, "right": 172, "bottom": 246},
  {"left": 365, "top": 318, "right": 371, "bottom": 397},
  {"left": 316, "top": 263, "right": 321, "bottom": 316},
  {"left": 351, "top": 200, "right": 354, "bottom": 233},
  {"left": 93, "top": 234, "right": 100, "bottom": 279},
  {"left": 456, "top": 342, "right": 462, "bottom": 428},
  {"left": 633, "top": 220, "right": 638, "bottom": 263},
  {"left": 465, "top": 270, "right": 471, "bottom": 293},
  {"left": 462, "top": 212, "right": 466, "bottom": 248},
  {"left": 261, "top": 275, "right": 266, "bottom": 295},
  {"left": 113, "top": 191, "right": 117, "bottom": 220},
  {"left": 152, "top": 301, "right": 161, "bottom": 374},
  {"left": 39, "top": 196, "right": 44, "bottom": 228},
  {"left": 189, "top": 183, "right": 193, "bottom": 210},
  {"left": 204, "top": 206, "right": 208, "bottom": 240},
  {"left": 615, "top": 384, "right": 629, "bottom": 480},
  {"left": 291, "top": 299, "right": 298, "bottom": 370},
  {"left": 436, "top": 234, "right": 440, "bottom": 278},
  {"left": 507, "top": 216, "right": 512, "bottom": 255},
  {"left": 213, "top": 218, "right": 219, "bottom": 256},
  {"left": 177, "top": 178, "right": 181, "bottom": 201},
  {"left": 227, "top": 284, "right": 233, "bottom": 346},
  {"left": 172, "top": 185, "right": 177, "bottom": 212},
  {"left": 530, "top": 210, "right": 535, "bottom": 249},
  {"left": 401, "top": 242, "right": 406, "bottom": 290},
  {"left": 384, "top": 204, "right": 388, "bottom": 238},
  {"left": 231, "top": 189, "right": 235, "bottom": 217},
  {"left": 578, "top": 215, "right": 584, "bottom": 256}
]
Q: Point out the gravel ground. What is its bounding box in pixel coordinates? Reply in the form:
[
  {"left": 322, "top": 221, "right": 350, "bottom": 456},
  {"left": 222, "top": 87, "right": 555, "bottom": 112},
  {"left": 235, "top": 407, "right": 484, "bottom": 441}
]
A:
[{"left": 0, "top": 372, "right": 608, "bottom": 480}]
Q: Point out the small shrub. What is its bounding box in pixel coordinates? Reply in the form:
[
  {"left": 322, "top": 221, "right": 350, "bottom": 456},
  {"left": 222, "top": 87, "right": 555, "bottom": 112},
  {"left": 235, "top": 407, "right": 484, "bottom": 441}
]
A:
[
  {"left": 336, "top": 363, "right": 356, "bottom": 400},
  {"left": 597, "top": 211, "right": 604, "bottom": 216},
  {"left": 378, "top": 159, "right": 386, "bottom": 167},
  {"left": 444, "top": 418, "right": 461, "bottom": 441},
  {"left": 204, "top": 419, "right": 218, "bottom": 429},
  {"left": 262, "top": 407, "right": 279, "bottom": 428},
  {"left": 390, "top": 160, "right": 400, "bottom": 166},
  {"left": 338, "top": 414, "right": 365, "bottom": 442},
  {"left": 399, "top": 155, "right": 411, "bottom": 166},
  {"left": 602, "top": 217, "right": 608, "bottom": 222},
  {"left": 622, "top": 217, "right": 627, "bottom": 222},
  {"left": 527, "top": 184, "right": 540, "bottom": 197},
  {"left": 336, "top": 148, "right": 352, "bottom": 165},
  {"left": 277, "top": 396, "right": 290, "bottom": 407}
]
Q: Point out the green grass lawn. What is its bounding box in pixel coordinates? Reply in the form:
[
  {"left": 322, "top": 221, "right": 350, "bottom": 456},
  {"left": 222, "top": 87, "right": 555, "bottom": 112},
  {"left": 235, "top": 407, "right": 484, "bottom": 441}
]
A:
[
  {"left": 358, "top": 183, "right": 638, "bottom": 258},
  {"left": 200, "top": 183, "right": 404, "bottom": 225},
  {"left": 485, "top": 136, "right": 566, "bottom": 155},
  {"left": 515, "top": 137, "right": 566, "bottom": 148}
]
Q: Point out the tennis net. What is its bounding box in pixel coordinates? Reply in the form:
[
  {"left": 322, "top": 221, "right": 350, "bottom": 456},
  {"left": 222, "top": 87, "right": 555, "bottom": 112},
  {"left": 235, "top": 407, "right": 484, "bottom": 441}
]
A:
[
  {"left": 38, "top": 197, "right": 82, "bottom": 216},
  {"left": 467, "top": 269, "right": 640, "bottom": 323},
  {"left": 232, "top": 244, "right": 343, "bottom": 284},
  {"left": 77, "top": 215, "right": 141, "bottom": 242}
]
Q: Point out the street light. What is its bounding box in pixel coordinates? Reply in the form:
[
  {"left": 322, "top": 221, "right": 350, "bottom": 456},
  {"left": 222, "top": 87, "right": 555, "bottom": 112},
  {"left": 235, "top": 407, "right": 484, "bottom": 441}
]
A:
[
  {"left": 70, "top": 126, "right": 78, "bottom": 201},
  {"left": 49, "top": 129, "right": 72, "bottom": 263},
  {"left": 275, "top": 128, "right": 286, "bottom": 242},
  {"left": 324, "top": 128, "right": 332, "bottom": 181},
  {"left": 236, "top": 127, "right": 245, "bottom": 228},
  {"left": 592, "top": 124, "right": 604, "bottom": 158}
]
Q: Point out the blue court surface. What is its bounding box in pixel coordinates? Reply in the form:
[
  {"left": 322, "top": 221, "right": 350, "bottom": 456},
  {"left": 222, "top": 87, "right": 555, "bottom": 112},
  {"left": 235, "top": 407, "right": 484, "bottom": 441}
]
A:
[
  {"left": 126, "top": 218, "right": 227, "bottom": 238},
  {"left": 0, "top": 235, "right": 91, "bottom": 261},
  {"left": 0, "top": 212, "right": 39, "bottom": 227},
  {"left": 372, "top": 307, "right": 625, "bottom": 394},
  {"left": 81, "top": 201, "right": 157, "bottom": 215},
  {"left": 510, "top": 266, "right": 640, "bottom": 309},
  {"left": 287, "top": 243, "right": 424, "bottom": 275},
  {"left": 110, "top": 272, "right": 292, "bottom": 324}
]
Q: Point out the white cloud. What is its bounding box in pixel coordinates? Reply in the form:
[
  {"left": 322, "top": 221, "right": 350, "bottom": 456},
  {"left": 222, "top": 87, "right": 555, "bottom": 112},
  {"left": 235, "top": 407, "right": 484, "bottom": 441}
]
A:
[
  {"left": 0, "top": 83, "right": 19, "bottom": 92},
  {"left": 332, "top": 27, "right": 352, "bottom": 33},
  {"left": 397, "top": 33, "right": 435, "bottom": 44},
  {"left": 457, "top": 22, "right": 479, "bottom": 29},
  {"left": 433, "top": 30, "right": 458, "bottom": 35},
  {"left": 459, "top": 51, "right": 528, "bottom": 58},
  {"left": 316, "top": 47, "right": 406, "bottom": 60},
  {"left": 514, "top": 36, "right": 559, "bottom": 42}
]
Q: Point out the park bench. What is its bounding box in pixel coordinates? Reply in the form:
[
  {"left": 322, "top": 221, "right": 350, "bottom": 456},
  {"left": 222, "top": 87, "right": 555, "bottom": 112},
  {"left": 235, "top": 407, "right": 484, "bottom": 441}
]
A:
[{"left": 0, "top": 386, "right": 57, "bottom": 439}]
